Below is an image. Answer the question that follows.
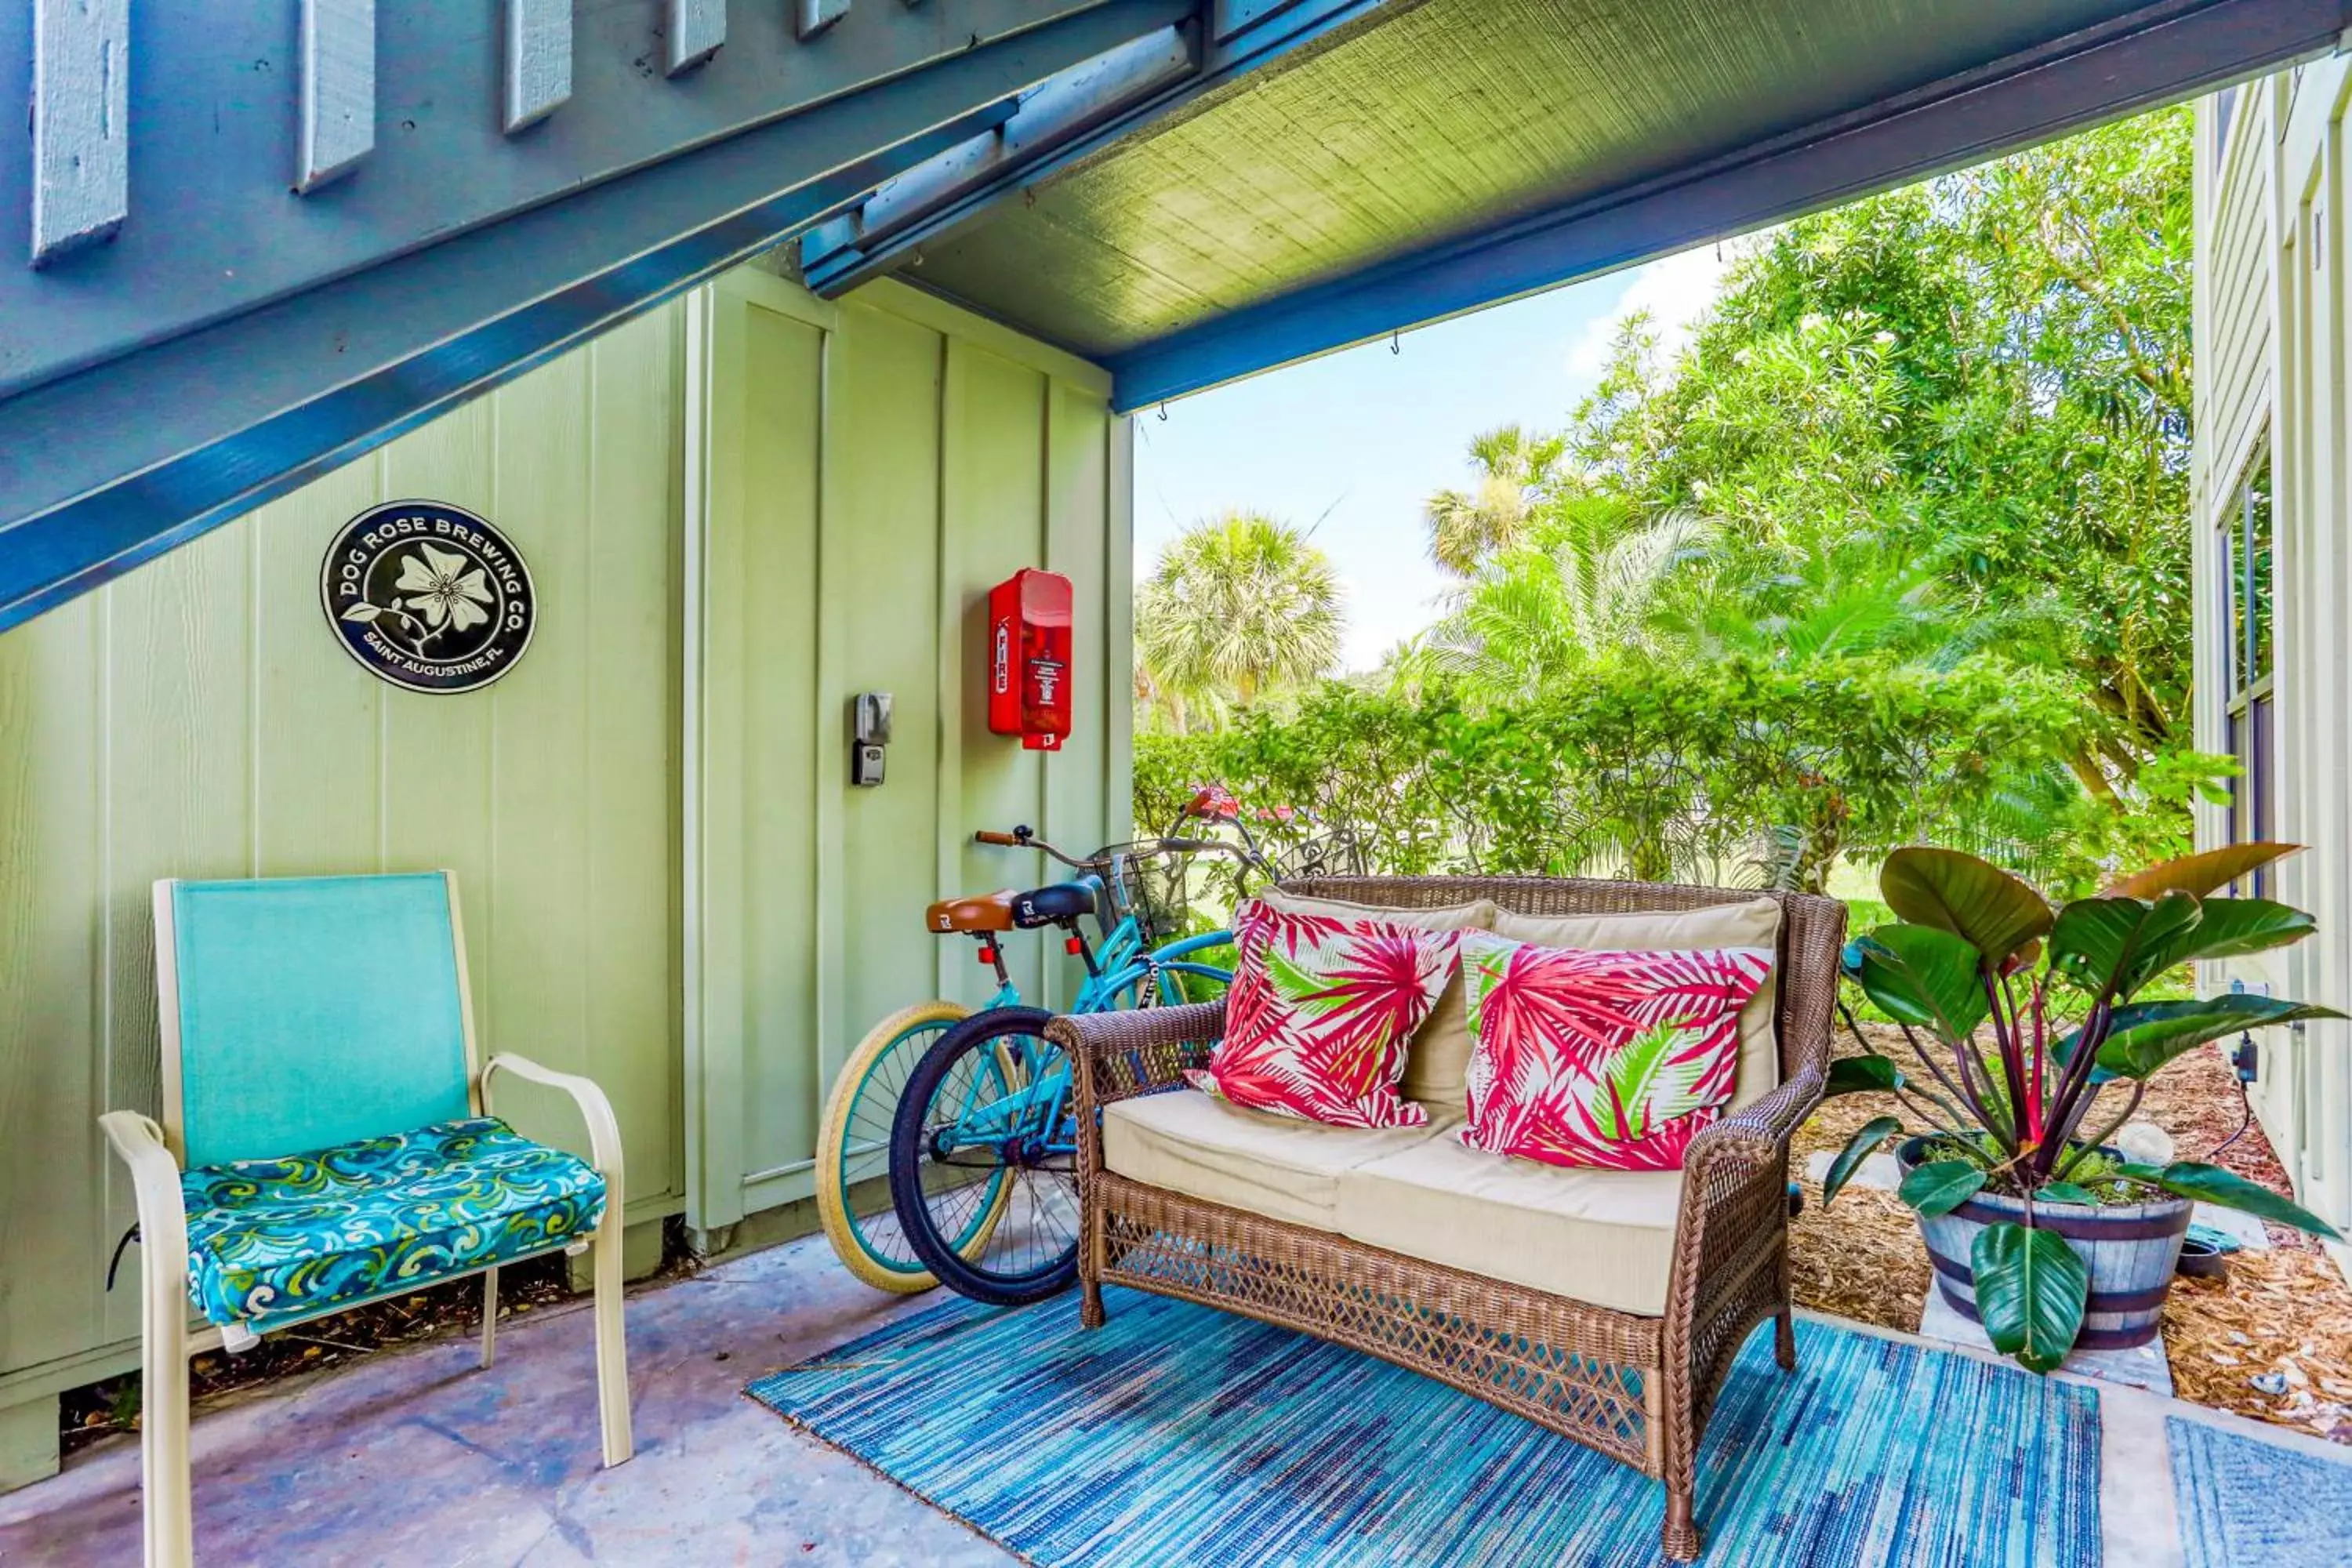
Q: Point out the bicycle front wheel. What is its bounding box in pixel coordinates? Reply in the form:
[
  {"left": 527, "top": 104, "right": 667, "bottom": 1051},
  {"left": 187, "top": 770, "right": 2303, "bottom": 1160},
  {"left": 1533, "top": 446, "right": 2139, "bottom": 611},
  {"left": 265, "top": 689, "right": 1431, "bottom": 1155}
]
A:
[
  {"left": 889, "top": 1007, "right": 1080, "bottom": 1305},
  {"left": 816, "top": 999, "right": 985, "bottom": 1293}
]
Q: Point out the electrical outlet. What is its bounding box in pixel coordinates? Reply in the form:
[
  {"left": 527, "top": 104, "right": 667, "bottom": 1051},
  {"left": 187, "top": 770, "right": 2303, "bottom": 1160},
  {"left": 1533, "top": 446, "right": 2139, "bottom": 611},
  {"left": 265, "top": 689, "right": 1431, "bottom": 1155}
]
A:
[{"left": 2231, "top": 1036, "right": 2259, "bottom": 1083}]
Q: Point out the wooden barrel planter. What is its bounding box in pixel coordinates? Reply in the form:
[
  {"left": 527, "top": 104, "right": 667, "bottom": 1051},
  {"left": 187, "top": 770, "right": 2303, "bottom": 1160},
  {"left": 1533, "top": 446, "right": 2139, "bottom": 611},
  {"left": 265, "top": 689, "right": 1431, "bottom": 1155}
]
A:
[{"left": 1896, "top": 1135, "right": 2191, "bottom": 1350}]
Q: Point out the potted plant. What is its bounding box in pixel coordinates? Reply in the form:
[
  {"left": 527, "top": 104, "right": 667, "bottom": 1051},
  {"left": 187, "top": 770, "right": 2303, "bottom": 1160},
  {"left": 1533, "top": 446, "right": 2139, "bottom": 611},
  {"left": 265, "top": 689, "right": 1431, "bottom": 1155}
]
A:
[{"left": 1822, "top": 842, "right": 2344, "bottom": 1371}]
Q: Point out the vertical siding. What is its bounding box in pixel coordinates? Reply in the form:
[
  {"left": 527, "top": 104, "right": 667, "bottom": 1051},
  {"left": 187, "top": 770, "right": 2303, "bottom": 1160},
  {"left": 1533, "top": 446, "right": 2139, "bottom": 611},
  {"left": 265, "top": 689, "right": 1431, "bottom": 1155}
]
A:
[
  {"left": 0, "top": 260, "right": 1131, "bottom": 1458},
  {"left": 2195, "top": 64, "right": 2352, "bottom": 1257},
  {"left": 0, "top": 305, "right": 688, "bottom": 1406},
  {"left": 686, "top": 272, "right": 1129, "bottom": 1229}
]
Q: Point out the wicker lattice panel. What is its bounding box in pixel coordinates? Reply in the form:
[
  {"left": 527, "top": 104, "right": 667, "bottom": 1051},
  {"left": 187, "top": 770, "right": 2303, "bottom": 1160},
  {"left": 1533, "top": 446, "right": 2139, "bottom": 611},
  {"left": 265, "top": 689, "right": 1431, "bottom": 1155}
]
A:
[{"left": 1098, "top": 1177, "right": 1661, "bottom": 1472}]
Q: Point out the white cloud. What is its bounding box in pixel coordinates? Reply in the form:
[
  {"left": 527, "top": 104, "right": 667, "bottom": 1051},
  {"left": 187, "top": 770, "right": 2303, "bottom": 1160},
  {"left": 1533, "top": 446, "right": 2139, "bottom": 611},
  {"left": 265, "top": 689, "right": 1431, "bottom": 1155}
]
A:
[{"left": 1565, "top": 243, "right": 1734, "bottom": 381}]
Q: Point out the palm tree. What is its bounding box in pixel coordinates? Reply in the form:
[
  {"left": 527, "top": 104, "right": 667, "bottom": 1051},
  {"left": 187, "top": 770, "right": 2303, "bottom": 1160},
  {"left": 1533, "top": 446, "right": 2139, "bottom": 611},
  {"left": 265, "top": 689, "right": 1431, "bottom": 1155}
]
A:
[
  {"left": 1422, "top": 426, "right": 1567, "bottom": 576},
  {"left": 1406, "top": 498, "right": 1710, "bottom": 699},
  {"left": 1137, "top": 511, "right": 1345, "bottom": 727}
]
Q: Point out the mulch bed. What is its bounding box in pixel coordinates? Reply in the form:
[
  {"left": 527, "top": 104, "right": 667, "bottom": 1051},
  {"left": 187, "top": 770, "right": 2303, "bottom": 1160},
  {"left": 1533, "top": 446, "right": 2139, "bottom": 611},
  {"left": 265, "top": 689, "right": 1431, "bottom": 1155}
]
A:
[{"left": 1789, "top": 1021, "right": 2352, "bottom": 1443}]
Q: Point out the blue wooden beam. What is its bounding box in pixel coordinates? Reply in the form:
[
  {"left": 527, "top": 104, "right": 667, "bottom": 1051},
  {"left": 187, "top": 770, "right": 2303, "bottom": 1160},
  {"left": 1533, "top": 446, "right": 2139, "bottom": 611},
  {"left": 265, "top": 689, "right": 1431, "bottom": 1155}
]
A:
[
  {"left": 0, "top": 0, "right": 1119, "bottom": 399},
  {"left": 801, "top": 24, "right": 1203, "bottom": 281},
  {"left": 0, "top": 1, "right": 1192, "bottom": 633},
  {"left": 801, "top": 0, "right": 1406, "bottom": 297},
  {"left": 1105, "top": 0, "right": 2350, "bottom": 413}
]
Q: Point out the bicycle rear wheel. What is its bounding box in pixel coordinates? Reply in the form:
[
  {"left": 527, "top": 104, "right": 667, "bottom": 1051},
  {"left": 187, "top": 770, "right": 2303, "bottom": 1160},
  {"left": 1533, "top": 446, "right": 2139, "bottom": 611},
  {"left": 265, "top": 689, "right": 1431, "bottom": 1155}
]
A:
[
  {"left": 889, "top": 1007, "right": 1080, "bottom": 1305},
  {"left": 816, "top": 1000, "right": 1000, "bottom": 1292}
]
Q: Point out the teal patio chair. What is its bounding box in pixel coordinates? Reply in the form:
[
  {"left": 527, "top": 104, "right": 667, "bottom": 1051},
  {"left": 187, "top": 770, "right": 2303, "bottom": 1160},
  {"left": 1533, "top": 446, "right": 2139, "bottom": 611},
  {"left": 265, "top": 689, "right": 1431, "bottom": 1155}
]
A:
[{"left": 100, "top": 873, "right": 632, "bottom": 1568}]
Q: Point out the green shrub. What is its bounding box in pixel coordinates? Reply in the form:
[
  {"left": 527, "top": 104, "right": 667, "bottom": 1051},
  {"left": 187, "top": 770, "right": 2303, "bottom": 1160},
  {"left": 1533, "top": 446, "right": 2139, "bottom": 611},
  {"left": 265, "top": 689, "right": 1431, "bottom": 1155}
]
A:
[{"left": 1136, "top": 655, "right": 2193, "bottom": 895}]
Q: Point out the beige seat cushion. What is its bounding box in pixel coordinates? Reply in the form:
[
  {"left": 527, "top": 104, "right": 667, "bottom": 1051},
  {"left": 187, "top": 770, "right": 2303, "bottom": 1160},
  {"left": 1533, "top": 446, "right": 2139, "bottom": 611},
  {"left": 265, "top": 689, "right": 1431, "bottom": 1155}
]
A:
[
  {"left": 1483, "top": 897, "right": 1784, "bottom": 1112},
  {"left": 1102, "top": 1087, "right": 1457, "bottom": 1232},
  {"left": 1258, "top": 887, "right": 1501, "bottom": 1105},
  {"left": 1335, "top": 1134, "right": 1684, "bottom": 1316}
]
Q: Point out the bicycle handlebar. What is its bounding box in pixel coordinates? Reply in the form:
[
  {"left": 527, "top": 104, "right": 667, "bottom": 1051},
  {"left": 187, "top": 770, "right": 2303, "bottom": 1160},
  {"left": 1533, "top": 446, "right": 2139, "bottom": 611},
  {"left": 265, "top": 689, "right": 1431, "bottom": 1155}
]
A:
[
  {"left": 972, "top": 827, "right": 1265, "bottom": 873},
  {"left": 973, "top": 826, "right": 1094, "bottom": 870}
]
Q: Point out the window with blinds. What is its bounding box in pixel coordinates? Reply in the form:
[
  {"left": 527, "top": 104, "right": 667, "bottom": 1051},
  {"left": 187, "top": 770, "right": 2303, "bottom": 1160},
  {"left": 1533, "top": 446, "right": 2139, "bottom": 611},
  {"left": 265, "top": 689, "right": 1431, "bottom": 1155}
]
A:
[{"left": 2219, "top": 440, "right": 2274, "bottom": 893}]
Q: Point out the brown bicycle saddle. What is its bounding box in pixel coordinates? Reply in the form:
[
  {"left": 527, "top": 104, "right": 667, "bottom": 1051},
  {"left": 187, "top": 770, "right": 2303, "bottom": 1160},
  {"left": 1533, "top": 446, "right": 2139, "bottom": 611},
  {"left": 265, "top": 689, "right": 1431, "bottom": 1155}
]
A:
[{"left": 927, "top": 890, "right": 1017, "bottom": 934}]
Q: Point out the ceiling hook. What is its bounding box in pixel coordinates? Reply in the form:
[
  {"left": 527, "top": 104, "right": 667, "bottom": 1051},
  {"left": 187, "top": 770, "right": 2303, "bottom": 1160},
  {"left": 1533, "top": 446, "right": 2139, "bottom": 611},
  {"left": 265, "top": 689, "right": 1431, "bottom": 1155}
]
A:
[
  {"left": 1156, "top": 402, "right": 1168, "bottom": 421},
  {"left": 1389, "top": 329, "right": 1401, "bottom": 355}
]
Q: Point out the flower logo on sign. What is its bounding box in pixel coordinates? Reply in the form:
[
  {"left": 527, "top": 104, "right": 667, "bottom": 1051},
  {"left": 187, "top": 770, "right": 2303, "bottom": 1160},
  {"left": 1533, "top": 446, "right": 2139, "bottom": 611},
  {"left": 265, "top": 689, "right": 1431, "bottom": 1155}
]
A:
[
  {"left": 321, "top": 502, "right": 537, "bottom": 695},
  {"left": 340, "top": 542, "right": 496, "bottom": 654}
]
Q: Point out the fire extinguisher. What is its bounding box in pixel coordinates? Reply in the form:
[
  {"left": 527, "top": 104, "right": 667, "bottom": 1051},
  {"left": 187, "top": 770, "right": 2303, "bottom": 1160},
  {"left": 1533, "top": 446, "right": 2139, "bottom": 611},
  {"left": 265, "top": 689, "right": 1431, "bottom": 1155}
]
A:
[{"left": 988, "top": 569, "right": 1073, "bottom": 751}]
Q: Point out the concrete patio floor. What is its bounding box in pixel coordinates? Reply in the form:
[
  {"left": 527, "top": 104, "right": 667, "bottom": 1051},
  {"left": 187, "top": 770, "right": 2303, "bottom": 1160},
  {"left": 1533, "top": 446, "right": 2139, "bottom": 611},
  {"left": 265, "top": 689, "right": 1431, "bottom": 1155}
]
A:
[{"left": 2, "top": 1232, "right": 2348, "bottom": 1566}]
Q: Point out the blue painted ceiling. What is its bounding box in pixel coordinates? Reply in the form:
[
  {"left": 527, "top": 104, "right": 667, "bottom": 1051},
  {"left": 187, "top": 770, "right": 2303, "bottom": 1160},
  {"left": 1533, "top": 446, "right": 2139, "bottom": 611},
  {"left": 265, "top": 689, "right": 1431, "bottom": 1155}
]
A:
[{"left": 852, "top": 0, "right": 2347, "bottom": 410}]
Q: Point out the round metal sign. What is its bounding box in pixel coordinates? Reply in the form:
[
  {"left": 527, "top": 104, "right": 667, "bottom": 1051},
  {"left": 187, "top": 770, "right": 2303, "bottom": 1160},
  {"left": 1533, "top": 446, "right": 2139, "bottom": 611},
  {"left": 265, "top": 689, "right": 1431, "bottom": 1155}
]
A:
[{"left": 320, "top": 501, "right": 537, "bottom": 694}]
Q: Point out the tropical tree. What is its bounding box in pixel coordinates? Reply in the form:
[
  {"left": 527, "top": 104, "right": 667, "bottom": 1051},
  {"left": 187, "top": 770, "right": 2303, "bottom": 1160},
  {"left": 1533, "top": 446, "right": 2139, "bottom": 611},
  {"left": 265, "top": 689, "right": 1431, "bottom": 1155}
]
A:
[
  {"left": 1563, "top": 107, "right": 2195, "bottom": 791},
  {"left": 1136, "top": 510, "right": 1345, "bottom": 729},
  {"left": 1140, "top": 107, "right": 2212, "bottom": 891},
  {"left": 1421, "top": 425, "right": 1567, "bottom": 575},
  {"left": 1405, "top": 498, "right": 1710, "bottom": 699}
]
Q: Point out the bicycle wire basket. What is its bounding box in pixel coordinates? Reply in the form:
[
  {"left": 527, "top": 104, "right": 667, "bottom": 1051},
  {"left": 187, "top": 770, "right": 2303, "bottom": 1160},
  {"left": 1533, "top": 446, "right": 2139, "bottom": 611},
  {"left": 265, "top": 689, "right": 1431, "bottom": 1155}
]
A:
[{"left": 1089, "top": 840, "right": 1195, "bottom": 949}]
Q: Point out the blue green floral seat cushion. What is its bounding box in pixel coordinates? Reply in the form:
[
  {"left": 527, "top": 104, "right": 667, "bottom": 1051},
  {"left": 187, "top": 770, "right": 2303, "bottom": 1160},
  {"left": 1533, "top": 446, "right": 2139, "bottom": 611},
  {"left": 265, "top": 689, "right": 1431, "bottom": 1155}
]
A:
[{"left": 180, "top": 1117, "right": 606, "bottom": 1330}]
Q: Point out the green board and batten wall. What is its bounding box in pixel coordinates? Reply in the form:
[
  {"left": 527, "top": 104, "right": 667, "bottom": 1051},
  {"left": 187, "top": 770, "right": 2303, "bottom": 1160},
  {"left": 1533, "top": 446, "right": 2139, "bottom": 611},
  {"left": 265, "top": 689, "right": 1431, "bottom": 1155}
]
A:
[{"left": 0, "top": 266, "right": 1133, "bottom": 1486}]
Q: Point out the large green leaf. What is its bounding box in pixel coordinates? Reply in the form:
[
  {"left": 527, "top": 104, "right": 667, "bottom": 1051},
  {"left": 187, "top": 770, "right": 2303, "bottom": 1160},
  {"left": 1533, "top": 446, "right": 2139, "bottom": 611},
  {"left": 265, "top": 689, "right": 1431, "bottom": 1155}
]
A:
[
  {"left": 1824, "top": 1054, "right": 1904, "bottom": 1098},
  {"left": 2095, "top": 995, "right": 2347, "bottom": 1080},
  {"left": 1898, "top": 1159, "right": 1986, "bottom": 1218},
  {"left": 1882, "top": 848, "right": 2053, "bottom": 965},
  {"left": 2133, "top": 898, "right": 2318, "bottom": 979},
  {"left": 1849, "top": 925, "right": 1990, "bottom": 1044},
  {"left": 1822, "top": 1116, "right": 1903, "bottom": 1207},
  {"left": 1971, "top": 1221, "right": 2088, "bottom": 1374},
  {"left": 2103, "top": 843, "right": 2302, "bottom": 900},
  {"left": 2048, "top": 892, "right": 2201, "bottom": 1002},
  {"left": 2118, "top": 1161, "right": 2344, "bottom": 1240},
  {"left": 2035, "top": 1181, "right": 2100, "bottom": 1207}
]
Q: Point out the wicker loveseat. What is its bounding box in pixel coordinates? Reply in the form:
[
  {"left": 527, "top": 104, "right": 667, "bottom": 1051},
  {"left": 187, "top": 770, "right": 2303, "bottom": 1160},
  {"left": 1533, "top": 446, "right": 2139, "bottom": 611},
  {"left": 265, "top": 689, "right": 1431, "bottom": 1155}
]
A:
[{"left": 1049, "top": 876, "right": 1846, "bottom": 1562}]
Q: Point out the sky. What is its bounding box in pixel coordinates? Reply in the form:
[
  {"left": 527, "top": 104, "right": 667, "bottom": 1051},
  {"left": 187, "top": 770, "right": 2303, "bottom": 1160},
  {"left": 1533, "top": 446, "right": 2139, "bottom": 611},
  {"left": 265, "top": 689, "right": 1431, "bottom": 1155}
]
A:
[{"left": 1133, "top": 245, "right": 1733, "bottom": 671}]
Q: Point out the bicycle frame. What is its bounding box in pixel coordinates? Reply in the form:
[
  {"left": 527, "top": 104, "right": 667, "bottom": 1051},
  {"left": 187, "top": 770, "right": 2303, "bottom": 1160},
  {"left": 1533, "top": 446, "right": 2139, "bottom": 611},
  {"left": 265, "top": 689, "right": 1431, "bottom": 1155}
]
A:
[
  {"left": 924, "top": 812, "right": 1268, "bottom": 1180},
  {"left": 928, "top": 916, "right": 1237, "bottom": 1163}
]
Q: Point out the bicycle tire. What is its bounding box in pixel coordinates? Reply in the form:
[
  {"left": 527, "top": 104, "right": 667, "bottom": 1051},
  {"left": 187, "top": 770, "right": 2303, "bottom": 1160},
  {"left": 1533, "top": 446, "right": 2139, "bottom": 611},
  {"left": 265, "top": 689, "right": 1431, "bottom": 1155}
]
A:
[
  {"left": 816, "top": 999, "right": 1006, "bottom": 1292},
  {"left": 889, "top": 1006, "right": 1080, "bottom": 1305}
]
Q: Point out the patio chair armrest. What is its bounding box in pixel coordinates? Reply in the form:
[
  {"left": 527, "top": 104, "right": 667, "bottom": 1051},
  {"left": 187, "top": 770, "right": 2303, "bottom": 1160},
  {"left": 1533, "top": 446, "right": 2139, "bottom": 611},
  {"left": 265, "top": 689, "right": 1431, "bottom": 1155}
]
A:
[
  {"left": 480, "top": 1054, "right": 626, "bottom": 1216},
  {"left": 98, "top": 1109, "right": 192, "bottom": 1286},
  {"left": 1051, "top": 1001, "right": 1227, "bottom": 1176},
  {"left": 1665, "top": 1063, "right": 1824, "bottom": 1319},
  {"left": 1690, "top": 1065, "right": 1824, "bottom": 1168},
  {"left": 1051, "top": 1001, "right": 1226, "bottom": 1108}
]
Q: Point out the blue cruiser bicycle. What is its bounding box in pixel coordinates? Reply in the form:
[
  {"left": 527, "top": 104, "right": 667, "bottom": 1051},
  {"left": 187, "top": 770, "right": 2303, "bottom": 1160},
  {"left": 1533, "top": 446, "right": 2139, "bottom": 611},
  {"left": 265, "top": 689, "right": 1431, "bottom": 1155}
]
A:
[{"left": 813, "top": 796, "right": 1266, "bottom": 1301}]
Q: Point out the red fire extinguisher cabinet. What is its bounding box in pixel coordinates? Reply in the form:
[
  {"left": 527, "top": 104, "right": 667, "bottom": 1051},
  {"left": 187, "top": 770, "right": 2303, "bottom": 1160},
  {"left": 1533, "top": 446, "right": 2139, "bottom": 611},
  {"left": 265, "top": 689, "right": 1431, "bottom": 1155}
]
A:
[{"left": 988, "top": 568, "right": 1073, "bottom": 751}]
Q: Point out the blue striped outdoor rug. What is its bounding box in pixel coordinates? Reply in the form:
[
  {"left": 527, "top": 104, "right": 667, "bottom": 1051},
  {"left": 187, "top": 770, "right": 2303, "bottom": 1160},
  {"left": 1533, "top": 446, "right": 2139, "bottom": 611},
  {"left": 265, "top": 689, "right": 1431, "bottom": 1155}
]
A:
[
  {"left": 748, "top": 1289, "right": 2100, "bottom": 1566},
  {"left": 2170, "top": 1416, "right": 2352, "bottom": 1568}
]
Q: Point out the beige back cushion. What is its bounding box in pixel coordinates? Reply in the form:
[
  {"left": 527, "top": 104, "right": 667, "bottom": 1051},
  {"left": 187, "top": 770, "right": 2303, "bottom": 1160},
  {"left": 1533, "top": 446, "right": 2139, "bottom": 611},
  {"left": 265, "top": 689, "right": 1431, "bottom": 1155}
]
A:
[
  {"left": 1481, "top": 896, "right": 1784, "bottom": 1112},
  {"left": 1255, "top": 888, "right": 1501, "bottom": 1104}
]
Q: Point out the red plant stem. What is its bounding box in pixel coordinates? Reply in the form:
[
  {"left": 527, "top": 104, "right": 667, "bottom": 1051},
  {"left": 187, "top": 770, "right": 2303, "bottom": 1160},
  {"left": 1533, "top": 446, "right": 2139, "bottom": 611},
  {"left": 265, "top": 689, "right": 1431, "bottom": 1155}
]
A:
[
  {"left": 2001, "top": 968, "right": 2040, "bottom": 1143},
  {"left": 2025, "top": 977, "right": 2046, "bottom": 1143},
  {"left": 1893, "top": 1017, "right": 1992, "bottom": 1127},
  {"left": 2036, "top": 997, "right": 2111, "bottom": 1178},
  {"left": 1943, "top": 1017, "right": 2006, "bottom": 1142},
  {"left": 1982, "top": 967, "right": 2027, "bottom": 1155},
  {"left": 1970, "top": 1035, "right": 2016, "bottom": 1143}
]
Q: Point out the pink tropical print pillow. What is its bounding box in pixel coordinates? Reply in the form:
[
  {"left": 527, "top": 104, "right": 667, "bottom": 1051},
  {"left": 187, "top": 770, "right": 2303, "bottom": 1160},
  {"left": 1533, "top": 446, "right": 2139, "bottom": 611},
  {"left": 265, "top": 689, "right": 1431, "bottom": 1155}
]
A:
[
  {"left": 1458, "top": 931, "right": 1773, "bottom": 1171},
  {"left": 1186, "top": 900, "right": 1462, "bottom": 1129}
]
